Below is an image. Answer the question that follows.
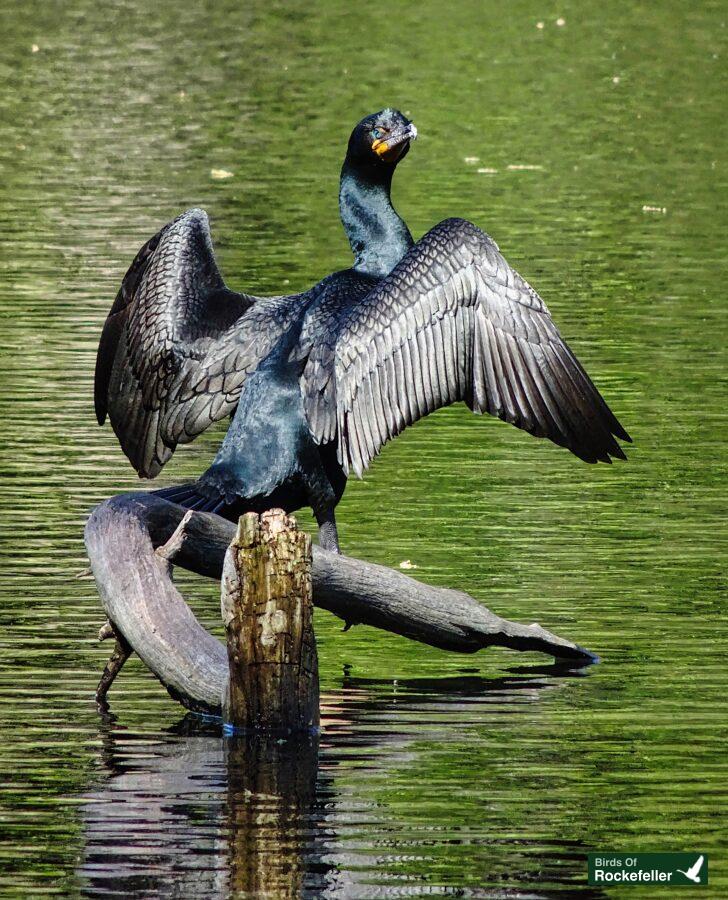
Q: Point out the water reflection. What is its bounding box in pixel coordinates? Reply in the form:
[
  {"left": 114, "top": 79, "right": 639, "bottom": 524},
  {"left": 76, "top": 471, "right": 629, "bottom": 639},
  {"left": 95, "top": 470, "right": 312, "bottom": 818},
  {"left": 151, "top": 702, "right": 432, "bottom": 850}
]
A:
[
  {"left": 83, "top": 723, "right": 323, "bottom": 898},
  {"left": 1, "top": 0, "right": 725, "bottom": 894},
  {"left": 225, "top": 734, "right": 321, "bottom": 898},
  {"left": 80, "top": 669, "right": 585, "bottom": 898}
]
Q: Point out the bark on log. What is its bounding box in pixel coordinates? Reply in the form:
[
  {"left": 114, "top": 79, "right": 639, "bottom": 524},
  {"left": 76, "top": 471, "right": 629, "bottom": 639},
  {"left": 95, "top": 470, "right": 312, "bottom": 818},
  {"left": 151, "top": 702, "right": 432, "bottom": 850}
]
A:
[
  {"left": 222, "top": 511, "right": 319, "bottom": 732},
  {"left": 85, "top": 491, "right": 596, "bottom": 715}
]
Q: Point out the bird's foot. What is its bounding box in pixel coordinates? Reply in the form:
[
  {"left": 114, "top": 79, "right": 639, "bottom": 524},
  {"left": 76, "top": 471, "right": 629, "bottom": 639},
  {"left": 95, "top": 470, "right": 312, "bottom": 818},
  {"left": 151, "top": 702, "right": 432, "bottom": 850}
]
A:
[{"left": 317, "top": 525, "right": 340, "bottom": 553}]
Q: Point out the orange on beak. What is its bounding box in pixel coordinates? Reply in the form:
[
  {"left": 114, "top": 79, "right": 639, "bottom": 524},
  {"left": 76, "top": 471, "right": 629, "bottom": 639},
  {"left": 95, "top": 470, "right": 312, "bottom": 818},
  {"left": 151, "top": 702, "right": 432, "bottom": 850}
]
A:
[{"left": 372, "top": 138, "right": 390, "bottom": 157}]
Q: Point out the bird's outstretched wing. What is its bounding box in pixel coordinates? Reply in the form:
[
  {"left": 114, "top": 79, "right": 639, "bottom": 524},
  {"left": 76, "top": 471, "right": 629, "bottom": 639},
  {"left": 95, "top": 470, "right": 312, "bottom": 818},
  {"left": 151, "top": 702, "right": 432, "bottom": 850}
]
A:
[
  {"left": 303, "top": 217, "right": 630, "bottom": 477},
  {"left": 95, "top": 208, "right": 303, "bottom": 477}
]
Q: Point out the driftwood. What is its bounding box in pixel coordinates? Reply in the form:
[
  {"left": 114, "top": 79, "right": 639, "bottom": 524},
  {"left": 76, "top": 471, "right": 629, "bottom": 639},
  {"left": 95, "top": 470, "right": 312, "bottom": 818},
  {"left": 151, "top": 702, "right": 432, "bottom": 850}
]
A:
[
  {"left": 222, "top": 511, "right": 319, "bottom": 731},
  {"left": 85, "top": 491, "right": 596, "bottom": 716}
]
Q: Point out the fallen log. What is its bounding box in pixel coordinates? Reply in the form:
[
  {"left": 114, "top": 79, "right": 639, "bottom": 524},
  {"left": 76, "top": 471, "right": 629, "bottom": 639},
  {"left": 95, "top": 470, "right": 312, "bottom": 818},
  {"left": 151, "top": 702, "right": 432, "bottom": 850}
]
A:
[{"left": 85, "top": 491, "right": 596, "bottom": 715}]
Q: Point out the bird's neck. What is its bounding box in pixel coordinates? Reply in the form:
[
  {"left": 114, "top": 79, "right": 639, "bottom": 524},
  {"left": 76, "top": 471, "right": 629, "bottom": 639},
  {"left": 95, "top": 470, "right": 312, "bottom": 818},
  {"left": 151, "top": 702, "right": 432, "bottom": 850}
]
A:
[{"left": 339, "top": 158, "right": 413, "bottom": 278}]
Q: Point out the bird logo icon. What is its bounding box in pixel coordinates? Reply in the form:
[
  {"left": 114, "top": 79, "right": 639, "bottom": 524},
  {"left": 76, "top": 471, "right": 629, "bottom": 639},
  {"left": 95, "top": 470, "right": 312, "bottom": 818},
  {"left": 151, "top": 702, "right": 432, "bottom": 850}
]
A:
[{"left": 676, "top": 855, "right": 704, "bottom": 883}]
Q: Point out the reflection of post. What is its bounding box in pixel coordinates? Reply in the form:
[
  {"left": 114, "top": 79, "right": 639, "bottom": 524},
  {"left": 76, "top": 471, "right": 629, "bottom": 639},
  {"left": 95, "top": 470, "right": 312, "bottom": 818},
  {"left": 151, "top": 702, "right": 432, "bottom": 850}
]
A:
[
  {"left": 80, "top": 724, "right": 326, "bottom": 897},
  {"left": 226, "top": 734, "right": 319, "bottom": 898},
  {"left": 221, "top": 509, "right": 319, "bottom": 733}
]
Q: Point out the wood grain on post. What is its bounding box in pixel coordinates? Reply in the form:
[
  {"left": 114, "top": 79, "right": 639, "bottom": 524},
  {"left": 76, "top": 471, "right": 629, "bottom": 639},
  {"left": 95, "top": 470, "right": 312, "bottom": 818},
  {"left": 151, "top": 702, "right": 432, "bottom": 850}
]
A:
[{"left": 221, "top": 509, "right": 319, "bottom": 733}]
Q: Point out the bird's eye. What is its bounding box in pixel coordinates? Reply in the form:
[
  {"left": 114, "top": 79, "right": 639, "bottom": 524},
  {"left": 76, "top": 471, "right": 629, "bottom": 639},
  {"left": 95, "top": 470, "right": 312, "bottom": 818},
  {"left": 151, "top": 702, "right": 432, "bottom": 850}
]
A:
[{"left": 371, "top": 128, "right": 382, "bottom": 139}]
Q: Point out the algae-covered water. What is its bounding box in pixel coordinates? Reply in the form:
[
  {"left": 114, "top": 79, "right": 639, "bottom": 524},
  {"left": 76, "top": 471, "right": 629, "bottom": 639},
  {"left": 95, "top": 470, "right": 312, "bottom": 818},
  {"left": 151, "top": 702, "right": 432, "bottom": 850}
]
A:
[{"left": 0, "top": 0, "right": 725, "bottom": 896}]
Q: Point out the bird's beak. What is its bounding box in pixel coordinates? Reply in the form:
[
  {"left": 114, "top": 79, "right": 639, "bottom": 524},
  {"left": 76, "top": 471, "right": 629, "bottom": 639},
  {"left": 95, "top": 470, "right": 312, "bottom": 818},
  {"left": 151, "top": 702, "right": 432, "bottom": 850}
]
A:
[{"left": 372, "top": 123, "right": 418, "bottom": 161}]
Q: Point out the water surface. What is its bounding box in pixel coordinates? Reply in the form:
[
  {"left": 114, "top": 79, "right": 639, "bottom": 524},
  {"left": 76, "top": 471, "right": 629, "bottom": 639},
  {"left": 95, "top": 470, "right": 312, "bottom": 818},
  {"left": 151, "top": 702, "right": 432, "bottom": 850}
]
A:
[{"left": 0, "top": 0, "right": 725, "bottom": 896}]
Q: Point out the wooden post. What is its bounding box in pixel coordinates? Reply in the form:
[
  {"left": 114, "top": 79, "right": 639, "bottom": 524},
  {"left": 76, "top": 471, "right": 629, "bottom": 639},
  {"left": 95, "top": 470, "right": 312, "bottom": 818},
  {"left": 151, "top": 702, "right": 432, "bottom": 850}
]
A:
[{"left": 221, "top": 509, "right": 319, "bottom": 733}]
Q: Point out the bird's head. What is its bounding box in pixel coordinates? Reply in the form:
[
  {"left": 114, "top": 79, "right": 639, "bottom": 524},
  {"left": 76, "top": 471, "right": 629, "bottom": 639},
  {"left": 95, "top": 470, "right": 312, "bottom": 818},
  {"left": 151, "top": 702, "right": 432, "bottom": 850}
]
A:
[{"left": 346, "top": 108, "right": 417, "bottom": 168}]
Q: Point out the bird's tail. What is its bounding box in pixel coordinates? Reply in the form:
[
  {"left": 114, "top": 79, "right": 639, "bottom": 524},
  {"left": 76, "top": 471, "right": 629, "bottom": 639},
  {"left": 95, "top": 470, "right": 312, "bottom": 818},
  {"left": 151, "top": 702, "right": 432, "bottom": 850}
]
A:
[{"left": 153, "top": 483, "right": 228, "bottom": 514}]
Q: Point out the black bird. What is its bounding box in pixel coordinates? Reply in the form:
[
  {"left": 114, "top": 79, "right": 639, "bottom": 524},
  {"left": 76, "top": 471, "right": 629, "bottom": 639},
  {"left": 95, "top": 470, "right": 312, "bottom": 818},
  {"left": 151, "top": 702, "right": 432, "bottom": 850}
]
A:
[{"left": 95, "top": 108, "right": 630, "bottom": 553}]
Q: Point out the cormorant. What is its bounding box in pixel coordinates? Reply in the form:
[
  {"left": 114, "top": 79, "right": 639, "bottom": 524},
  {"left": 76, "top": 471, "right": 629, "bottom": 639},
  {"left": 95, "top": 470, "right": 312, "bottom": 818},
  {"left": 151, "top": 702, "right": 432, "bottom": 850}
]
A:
[{"left": 95, "top": 108, "right": 630, "bottom": 553}]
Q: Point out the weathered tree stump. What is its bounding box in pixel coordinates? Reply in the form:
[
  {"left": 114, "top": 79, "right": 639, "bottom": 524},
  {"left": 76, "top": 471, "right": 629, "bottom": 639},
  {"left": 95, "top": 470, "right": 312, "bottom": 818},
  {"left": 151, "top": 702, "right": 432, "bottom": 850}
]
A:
[{"left": 221, "top": 511, "right": 319, "bottom": 733}]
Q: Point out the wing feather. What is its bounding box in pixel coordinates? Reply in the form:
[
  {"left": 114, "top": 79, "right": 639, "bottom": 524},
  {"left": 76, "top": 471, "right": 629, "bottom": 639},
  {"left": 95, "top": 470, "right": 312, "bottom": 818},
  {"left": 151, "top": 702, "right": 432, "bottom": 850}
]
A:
[
  {"left": 303, "top": 217, "right": 630, "bottom": 474},
  {"left": 95, "top": 208, "right": 301, "bottom": 477}
]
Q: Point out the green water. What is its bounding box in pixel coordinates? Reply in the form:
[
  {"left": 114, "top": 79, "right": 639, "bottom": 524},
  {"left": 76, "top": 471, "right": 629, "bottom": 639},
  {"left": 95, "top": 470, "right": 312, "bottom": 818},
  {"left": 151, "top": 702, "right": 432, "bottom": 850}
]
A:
[{"left": 0, "top": 0, "right": 725, "bottom": 896}]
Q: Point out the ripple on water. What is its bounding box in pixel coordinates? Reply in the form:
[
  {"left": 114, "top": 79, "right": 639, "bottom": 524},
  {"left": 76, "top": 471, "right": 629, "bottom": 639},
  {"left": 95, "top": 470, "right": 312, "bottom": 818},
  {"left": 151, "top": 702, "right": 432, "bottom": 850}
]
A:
[{"left": 0, "top": 0, "right": 726, "bottom": 895}]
